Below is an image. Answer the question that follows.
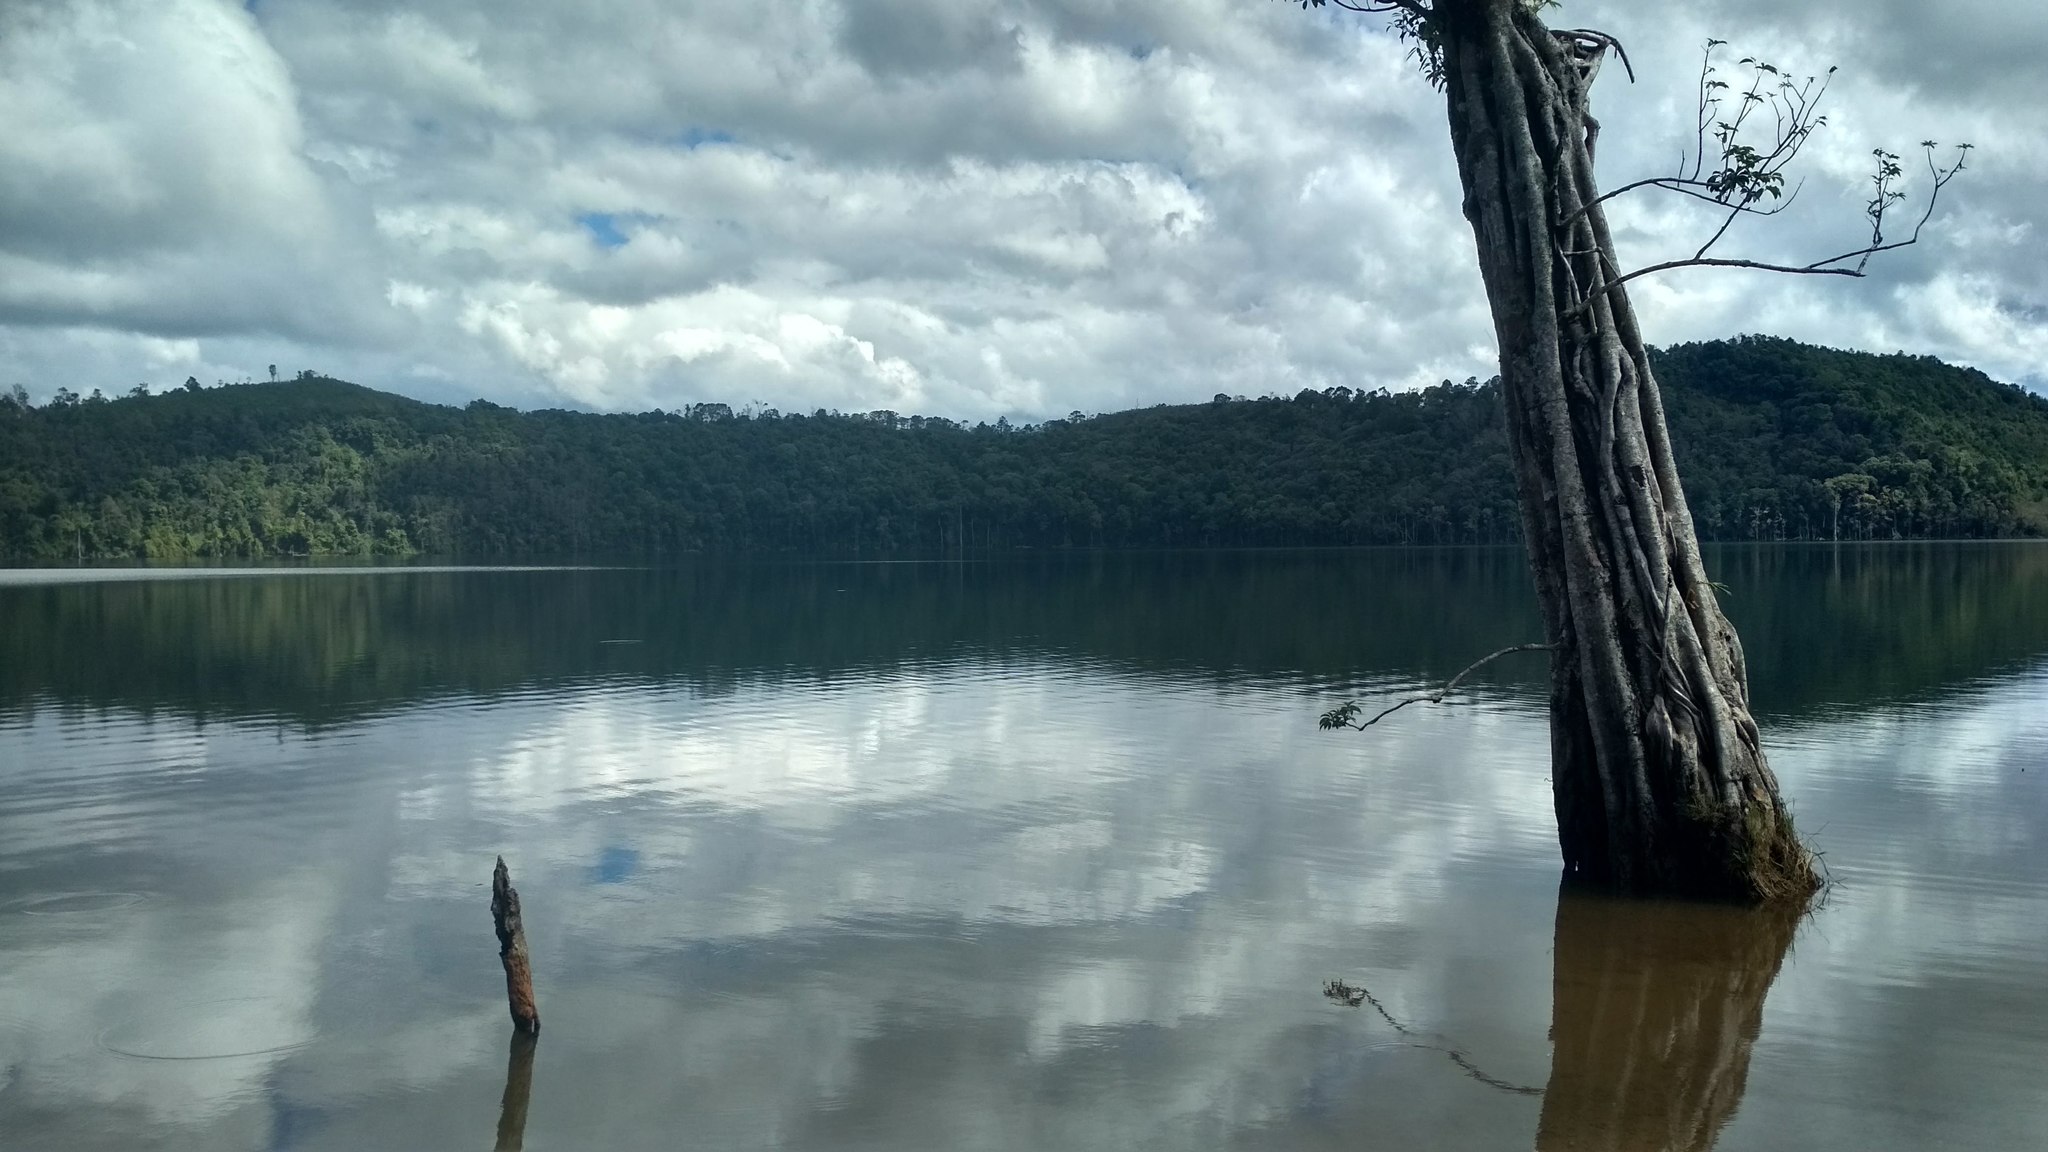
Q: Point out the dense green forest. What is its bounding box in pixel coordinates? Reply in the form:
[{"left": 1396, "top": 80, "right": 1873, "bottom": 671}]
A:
[{"left": 2, "top": 336, "right": 2044, "bottom": 561}]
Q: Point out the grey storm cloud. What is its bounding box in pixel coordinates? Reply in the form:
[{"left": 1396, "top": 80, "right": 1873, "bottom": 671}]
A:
[{"left": 0, "top": 0, "right": 2042, "bottom": 417}]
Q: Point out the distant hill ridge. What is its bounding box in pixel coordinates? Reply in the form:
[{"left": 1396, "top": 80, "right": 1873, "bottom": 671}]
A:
[{"left": 3, "top": 335, "right": 2044, "bottom": 561}]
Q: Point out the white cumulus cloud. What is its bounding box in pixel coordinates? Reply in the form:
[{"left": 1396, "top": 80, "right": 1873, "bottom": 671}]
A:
[{"left": 0, "top": 0, "right": 2041, "bottom": 416}]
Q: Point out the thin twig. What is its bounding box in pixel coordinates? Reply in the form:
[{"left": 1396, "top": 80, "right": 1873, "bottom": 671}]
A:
[
  {"left": 1320, "top": 644, "right": 1551, "bottom": 731},
  {"left": 1323, "top": 979, "right": 1544, "bottom": 1097},
  {"left": 1566, "top": 40, "right": 1829, "bottom": 232},
  {"left": 1309, "top": 0, "right": 1428, "bottom": 15},
  {"left": 1566, "top": 143, "right": 1963, "bottom": 318},
  {"left": 1577, "top": 136, "right": 1958, "bottom": 306},
  {"left": 1567, "top": 175, "right": 1803, "bottom": 227}
]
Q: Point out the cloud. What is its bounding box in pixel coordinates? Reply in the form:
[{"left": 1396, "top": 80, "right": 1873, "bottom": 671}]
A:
[
  {"left": 838, "top": 0, "right": 1023, "bottom": 77},
  {"left": 0, "top": 0, "right": 2042, "bottom": 416},
  {"left": 0, "top": 0, "right": 393, "bottom": 345}
]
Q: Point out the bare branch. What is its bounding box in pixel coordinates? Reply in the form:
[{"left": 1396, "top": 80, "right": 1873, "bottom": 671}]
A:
[
  {"left": 1296, "top": 0, "right": 1429, "bottom": 16},
  {"left": 1320, "top": 643, "right": 1551, "bottom": 731},
  {"left": 1323, "top": 979, "right": 1542, "bottom": 1096},
  {"left": 1573, "top": 140, "right": 1970, "bottom": 309},
  {"left": 1553, "top": 28, "right": 1634, "bottom": 83},
  {"left": 1573, "top": 42, "right": 1830, "bottom": 229},
  {"left": 1831, "top": 140, "right": 1969, "bottom": 274},
  {"left": 1693, "top": 203, "right": 1746, "bottom": 261},
  {"left": 1599, "top": 256, "right": 1863, "bottom": 291},
  {"left": 1560, "top": 44, "right": 1961, "bottom": 299},
  {"left": 1571, "top": 174, "right": 1799, "bottom": 224}
]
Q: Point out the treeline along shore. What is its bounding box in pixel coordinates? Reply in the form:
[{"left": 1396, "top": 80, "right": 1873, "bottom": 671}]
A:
[{"left": 4, "top": 336, "right": 2045, "bottom": 561}]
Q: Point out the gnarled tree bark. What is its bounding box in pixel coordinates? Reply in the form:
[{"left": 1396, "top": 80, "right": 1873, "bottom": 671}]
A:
[
  {"left": 492, "top": 856, "right": 541, "bottom": 1034},
  {"left": 1430, "top": 0, "right": 1817, "bottom": 901}
]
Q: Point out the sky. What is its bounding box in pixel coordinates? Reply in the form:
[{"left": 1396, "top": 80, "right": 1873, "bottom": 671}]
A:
[{"left": 1, "top": 0, "right": 2043, "bottom": 419}]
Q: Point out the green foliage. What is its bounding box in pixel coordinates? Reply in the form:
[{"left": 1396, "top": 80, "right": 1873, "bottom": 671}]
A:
[
  {"left": 0, "top": 337, "right": 2043, "bottom": 563},
  {"left": 1653, "top": 337, "right": 2048, "bottom": 541}
]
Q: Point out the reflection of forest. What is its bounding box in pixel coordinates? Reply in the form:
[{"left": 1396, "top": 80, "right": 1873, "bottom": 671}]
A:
[
  {"left": 1, "top": 544, "right": 2044, "bottom": 726},
  {"left": 1535, "top": 890, "right": 1800, "bottom": 1152},
  {"left": 1715, "top": 543, "right": 2048, "bottom": 712}
]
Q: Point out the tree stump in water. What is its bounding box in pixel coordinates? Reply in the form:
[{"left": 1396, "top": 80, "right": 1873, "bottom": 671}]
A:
[
  {"left": 1431, "top": 0, "right": 1818, "bottom": 901},
  {"left": 491, "top": 856, "right": 540, "bottom": 1035}
]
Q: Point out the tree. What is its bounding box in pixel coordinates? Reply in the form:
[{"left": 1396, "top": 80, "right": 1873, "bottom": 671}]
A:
[
  {"left": 1307, "top": 0, "right": 1965, "bottom": 902},
  {"left": 1822, "top": 472, "right": 1873, "bottom": 541}
]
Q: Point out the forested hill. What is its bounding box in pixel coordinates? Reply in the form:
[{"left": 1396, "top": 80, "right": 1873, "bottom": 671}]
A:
[{"left": 3, "top": 335, "right": 2045, "bottom": 561}]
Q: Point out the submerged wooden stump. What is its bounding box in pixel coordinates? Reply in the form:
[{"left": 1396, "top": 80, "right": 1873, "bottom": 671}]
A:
[{"left": 491, "top": 856, "right": 540, "bottom": 1035}]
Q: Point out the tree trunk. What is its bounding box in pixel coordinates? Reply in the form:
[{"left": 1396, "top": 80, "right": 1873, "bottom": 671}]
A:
[
  {"left": 492, "top": 856, "right": 541, "bottom": 1034},
  {"left": 1435, "top": 0, "right": 1816, "bottom": 901}
]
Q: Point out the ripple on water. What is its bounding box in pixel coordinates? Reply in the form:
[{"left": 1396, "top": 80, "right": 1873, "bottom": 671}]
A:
[
  {"left": 6, "top": 891, "right": 148, "bottom": 916},
  {"left": 96, "top": 997, "right": 315, "bottom": 1061},
  {"left": 0, "top": 1008, "right": 46, "bottom": 1051}
]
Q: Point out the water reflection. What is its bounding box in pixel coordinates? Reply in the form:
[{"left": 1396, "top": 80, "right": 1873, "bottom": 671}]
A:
[
  {"left": 1713, "top": 542, "right": 2048, "bottom": 713},
  {"left": 0, "top": 547, "right": 2043, "bottom": 1150},
  {"left": 6, "top": 545, "right": 2044, "bottom": 728},
  {"left": 494, "top": 1033, "right": 536, "bottom": 1152},
  {"left": 0, "top": 552, "right": 1544, "bottom": 727},
  {"left": 1535, "top": 890, "right": 1799, "bottom": 1152}
]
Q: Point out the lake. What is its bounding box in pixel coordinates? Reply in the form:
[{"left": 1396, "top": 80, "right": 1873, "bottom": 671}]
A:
[{"left": 3, "top": 545, "right": 2046, "bottom": 1150}]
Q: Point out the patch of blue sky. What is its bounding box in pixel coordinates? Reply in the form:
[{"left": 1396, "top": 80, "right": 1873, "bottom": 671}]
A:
[
  {"left": 578, "top": 213, "right": 629, "bottom": 249},
  {"left": 677, "top": 127, "right": 737, "bottom": 150},
  {"left": 578, "top": 212, "right": 665, "bottom": 249}
]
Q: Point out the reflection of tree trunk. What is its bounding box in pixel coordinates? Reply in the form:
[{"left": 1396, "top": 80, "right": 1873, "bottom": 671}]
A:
[
  {"left": 1535, "top": 887, "right": 1799, "bottom": 1152},
  {"left": 493, "top": 1031, "right": 537, "bottom": 1152}
]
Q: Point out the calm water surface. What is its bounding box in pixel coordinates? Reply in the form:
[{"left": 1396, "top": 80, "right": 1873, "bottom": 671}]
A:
[{"left": 2, "top": 546, "right": 2045, "bottom": 1150}]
